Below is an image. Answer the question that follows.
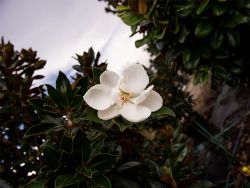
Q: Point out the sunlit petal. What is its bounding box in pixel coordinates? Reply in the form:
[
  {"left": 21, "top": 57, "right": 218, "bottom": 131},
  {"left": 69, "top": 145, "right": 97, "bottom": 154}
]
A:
[
  {"left": 130, "top": 85, "right": 154, "bottom": 104},
  {"left": 98, "top": 104, "right": 121, "bottom": 120},
  {"left": 120, "top": 102, "right": 151, "bottom": 123},
  {"left": 120, "top": 64, "right": 149, "bottom": 93},
  {"left": 100, "top": 71, "right": 119, "bottom": 88},
  {"left": 140, "top": 91, "right": 163, "bottom": 112},
  {"left": 83, "top": 84, "right": 114, "bottom": 110}
]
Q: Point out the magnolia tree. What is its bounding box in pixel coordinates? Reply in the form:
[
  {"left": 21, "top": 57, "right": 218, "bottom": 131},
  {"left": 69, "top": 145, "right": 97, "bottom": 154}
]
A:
[
  {"left": 1, "top": 0, "right": 250, "bottom": 187},
  {"left": 1, "top": 42, "right": 204, "bottom": 187}
]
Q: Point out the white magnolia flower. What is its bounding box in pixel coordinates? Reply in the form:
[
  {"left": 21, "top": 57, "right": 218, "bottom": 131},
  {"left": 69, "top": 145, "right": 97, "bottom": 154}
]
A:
[{"left": 83, "top": 63, "right": 163, "bottom": 123}]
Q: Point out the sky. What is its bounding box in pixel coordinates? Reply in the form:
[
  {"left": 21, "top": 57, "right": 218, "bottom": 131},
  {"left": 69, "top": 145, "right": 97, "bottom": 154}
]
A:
[{"left": 0, "top": 0, "right": 150, "bottom": 85}]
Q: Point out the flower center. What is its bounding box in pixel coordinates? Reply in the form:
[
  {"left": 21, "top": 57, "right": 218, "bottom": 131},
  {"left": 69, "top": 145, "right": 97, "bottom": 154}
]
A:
[{"left": 119, "top": 90, "right": 133, "bottom": 103}]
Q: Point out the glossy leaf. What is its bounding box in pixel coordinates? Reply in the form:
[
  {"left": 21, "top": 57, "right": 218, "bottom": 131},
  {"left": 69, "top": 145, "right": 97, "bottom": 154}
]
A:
[
  {"left": 81, "top": 107, "right": 104, "bottom": 123},
  {"left": 56, "top": 71, "right": 73, "bottom": 105},
  {"left": 26, "top": 179, "right": 48, "bottom": 188},
  {"left": 113, "top": 117, "right": 133, "bottom": 132},
  {"left": 195, "top": 19, "right": 213, "bottom": 38},
  {"left": 225, "top": 12, "right": 249, "bottom": 28},
  {"left": 119, "top": 11, "right": 143, "bottom": 26},
  {"left": 60, "top": 135, "right": 73, "bottom": 153},
  {"left": 214, "top": 65, "right": 230, "bottom": 79},
  {"left": 25, "top": 123, "right": 59, "bottom": 137},
  {"left": 135, "top": 34, "right": 151, "bottom": 48},
  {"left": 151, "top": 107, "right": 176, "bottom": 117},
  {"left": 34, "top": 60, "right": 46, "bottom": 69},
  {"left": 196, "top": 0, "right": 209, "bottom": 15},
  {"left": 91, "top": 153, "right": 118, "bottom": 172},
  {"left": 74, "top": 76, "right": 89, "bottom": 95},
  {"left": 212, "top": 3, "right": 227, "bottom": 16},
  {"left": 46, "top": 85, "right": 63, "bottom": 107},
  {"left": 93, "top": 175, "right": 112, "bottom": 188},
  {"left": 165, "top": 47, "right": 182, "bottom": 64},
  {"left": 193, "top": 69, "right": 209, "bottom": 84},
  {"left": 92, "top": 67, "right": 103, "bottom": 84},
  {"left": 73, "top": 129, "right": 91, "bottom": 163},
  {"left": 226, "top": 30, "right": 240, "bottom": 47},
  {"left": 55, "top": 174, "right": 83, "bottom": 188},
  {"left": 44, "top": 146, "right": 60, "bottom": 169},
  {"left": 91, "top": 136, "right": 105, "bottom": 158},
  {"left": 211, "top": 30, "right": 224, "bottom": 49}
]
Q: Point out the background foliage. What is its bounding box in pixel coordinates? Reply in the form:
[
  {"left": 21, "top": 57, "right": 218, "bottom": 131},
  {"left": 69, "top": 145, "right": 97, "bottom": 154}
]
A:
[{"left": 101, "top": 0, "right": 250, "bottom": 86}]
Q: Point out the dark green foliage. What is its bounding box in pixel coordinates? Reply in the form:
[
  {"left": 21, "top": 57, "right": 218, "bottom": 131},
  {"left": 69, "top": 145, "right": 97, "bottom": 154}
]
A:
[
  {"left": 0, "top": 43, "right": 198, "bottom": 187},
  {"left": 101, "top": 0, "right": 250, "bottom": 86},
  {"left": 0, "top": 39, "right": 45, "bottom": 187}
]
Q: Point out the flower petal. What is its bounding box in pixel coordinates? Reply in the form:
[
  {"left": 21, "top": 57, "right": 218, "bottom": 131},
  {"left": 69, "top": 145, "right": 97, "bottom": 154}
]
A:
[
  {"left": 130, "top": 85, "right": 154, "bottom": 104},
  {"left": 140, "top": 91, "right": 163, "bottom": 112},
  {"left": 120, "top": 103, "right": 151, "bottom": 123},
  {"left": 98, "top": 104, "right": 121, "bottom": 120},
  {"left": 120, "top": 64, "right": 149, "bottom": 93},
  {"left": 83, "top": 84, "right": 114, "bottom": 110},
  {"left": 100, "top": 71, "right": 119, "bottom": 88}
]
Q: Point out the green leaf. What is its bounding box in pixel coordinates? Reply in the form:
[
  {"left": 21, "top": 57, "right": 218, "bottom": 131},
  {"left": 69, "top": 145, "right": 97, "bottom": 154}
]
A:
[
  {"left": 151, "top": 107, "right": 176, "bottom": 117},
  {"left": 113, "top": 117, "right": 133, "bottom": 132},
  {"left": 165, "top": 47, "right": 182, "bottom": 64},
  {"left": 56, "top": 71, "right": 73, "bottom": 105},
  {"left": 92, "top": 67, "right": 103, "bottom": 84},
  {"left": 119, "top": 11, "right": 143, "bottom": 26},
  {"left": 117, "top": 5, "right": 131, "bottom": 11},
  {"left": 183, "top": 48, "right": 191, "bottom": 64},
  {"left": 226, "top": 30, "right": 240, "bottom": 47},
  {"left": 214, "top": 65, "right": 230, "bottom": 79},
  {"left": 25, "top": 179, "right": 48, "bottom": 188},
  {"left": 72, "top": 64, "right": 83, "bottom": 73},
  {"left": 73, "top": 129, "right": 91, "bottom": 162},
  {"left": 211, "top": 30, "right": 224, "bottom": 49},
  {"left": 183, "top": 49, "right": 200, "bottom": 70},
  {"left": 93, "top": 175, "right": 112, "bottom": 188},
  {"left": 176, "top": 3, "right": 194, "bottom": 17},
  {"left": 46, "top": 85, "right": 63, "bottom": 107},
  {"left": 212, "top": 3, "right": 227, "bottom": 16},
  {"left": 146, "top": 0, "right": 157, "bottom": 17},
  {"left": 74, "top": 76, "right": 89, "bottom": 95},
  {"left": 26, "top": 179, "right": 48, "bottom": 188},
  {"left": 172, "top": 144, "right": 187, "bottom": 164},
  {"left": 60, "top": 135, "right": 73, "bottom": 153},
  {"left": 195, "top": 19, "right": 213, "bottom": 38},
  {"left": 154, "top": 27, "right": 167, "bottom": 40},
  {"left": 91, "top": 136, "right": 105, "bottom": 158},
  {"left": 70, "top": 95, "right": 83, "bottom": 111},
  {"left": 55, "top": 174, "right": 83, "bottom": 188},
  {"left": 196, "top": 0, "right": 209, "bottom": 15},
  {"left": 91, "top": 153, "right": 118, "bottom": 172},
  {"left": 225, "top": 12, "right": 249, "bottom": 28},
  {"left": 135, "top": 34, "right": 151, "bottom": 48},
  {"left": 44, "top": 146, "right": 60, "bottom": 169},
  {"left": 188, "top": 56, "right": 200, "bottom": 69},
  {"left": 178, "top": 26, "right": 189, "bottom": 43},
  {"left": 59, "top": 151, "right": 78, "bottom": 169},
  {"left": 25, "top": 123, "right": 59, "bottom": 137},
  {"left": 81, "top": 107, "right": 103, "bottom": 123},
  {"left": 193, "top": 69, "right": 209, "bottom": 84},
  {"left": 33, "top": 60, "right": 46, "bottom": 70}
]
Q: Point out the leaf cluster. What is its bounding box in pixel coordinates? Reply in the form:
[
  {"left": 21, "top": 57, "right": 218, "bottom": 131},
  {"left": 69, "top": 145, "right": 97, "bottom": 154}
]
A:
[
  {"left": 0, "top": 38, "right": 46, "bottom": 186},
  {"left": 102, "top": 0, "right": 250, "bottom": 86}
]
